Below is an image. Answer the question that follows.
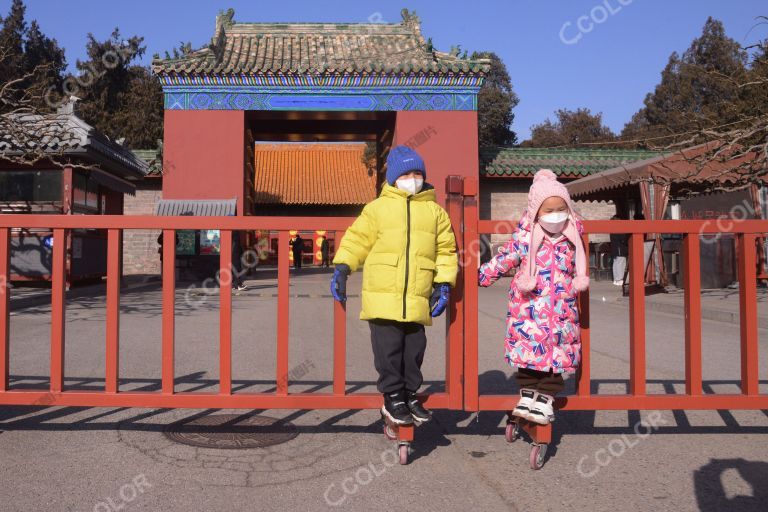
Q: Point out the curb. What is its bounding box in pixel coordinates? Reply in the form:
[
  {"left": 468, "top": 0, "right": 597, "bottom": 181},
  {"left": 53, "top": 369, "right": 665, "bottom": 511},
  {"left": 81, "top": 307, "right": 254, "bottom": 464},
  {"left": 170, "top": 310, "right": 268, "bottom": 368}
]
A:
[{"left": 615, "top": 296, "right": 768, "bottom": 329}]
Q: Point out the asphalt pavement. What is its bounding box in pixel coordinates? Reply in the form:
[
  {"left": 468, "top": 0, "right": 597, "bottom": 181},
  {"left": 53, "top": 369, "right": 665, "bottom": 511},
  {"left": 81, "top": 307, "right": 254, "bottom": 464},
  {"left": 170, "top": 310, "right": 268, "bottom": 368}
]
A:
[{"left": 1, "top": 269, "right": 766, "bottom": 511}]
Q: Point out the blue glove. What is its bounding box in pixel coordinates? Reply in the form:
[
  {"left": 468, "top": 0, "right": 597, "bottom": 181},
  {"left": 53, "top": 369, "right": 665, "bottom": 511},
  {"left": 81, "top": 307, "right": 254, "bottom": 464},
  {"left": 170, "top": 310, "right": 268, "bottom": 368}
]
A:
[
  {"left": 430, "top": 283, "right": 451, "bottom": 317},
  {"left": 331, "top": 264, "right": 351, "bottom": 302}
]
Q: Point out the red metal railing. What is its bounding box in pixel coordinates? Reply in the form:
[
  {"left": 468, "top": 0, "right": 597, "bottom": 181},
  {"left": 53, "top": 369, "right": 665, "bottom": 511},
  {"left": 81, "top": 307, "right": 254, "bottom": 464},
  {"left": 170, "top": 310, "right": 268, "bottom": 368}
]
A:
[
  {"left": 457, "top": 176, "right": 767, "bottom": 444},
  {"left": 0, "top": 213, "right": 466, "bottom": 426},
  {"left": 1, "top": 176, "right": 766, "bottom": 449}
]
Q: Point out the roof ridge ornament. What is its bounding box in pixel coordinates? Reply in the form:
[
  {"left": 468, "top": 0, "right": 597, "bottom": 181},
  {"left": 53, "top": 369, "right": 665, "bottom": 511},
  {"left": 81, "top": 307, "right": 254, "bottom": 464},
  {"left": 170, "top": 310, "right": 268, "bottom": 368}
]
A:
[
  {"left": 400, "top": 8, "right": 421, "bottom": 36},
  {"left": 211, "top": 8, "right": 235, "bottom": 56}
]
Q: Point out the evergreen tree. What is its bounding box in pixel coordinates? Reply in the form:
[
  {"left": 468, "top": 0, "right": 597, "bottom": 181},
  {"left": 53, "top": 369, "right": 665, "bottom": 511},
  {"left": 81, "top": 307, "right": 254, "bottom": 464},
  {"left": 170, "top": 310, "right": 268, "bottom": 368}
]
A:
[
  {"left": 72, "top": 29, "right": 162, "bottom": 148},
  {"left": 621, "top": 17, "right": 749, "bottom": 145},
  {"left": 471, "top": 51, "right": 518, "bottom": 147},
  {"left": 524, "top": 108, "right": 615, "bottom": 147}
]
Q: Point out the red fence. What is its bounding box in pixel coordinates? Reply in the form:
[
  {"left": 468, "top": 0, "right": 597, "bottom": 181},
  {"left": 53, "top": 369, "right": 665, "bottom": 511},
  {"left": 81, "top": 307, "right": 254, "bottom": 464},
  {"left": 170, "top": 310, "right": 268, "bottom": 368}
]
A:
[{"left": 0, "top": 176, "right": 766, "bottom": 446}]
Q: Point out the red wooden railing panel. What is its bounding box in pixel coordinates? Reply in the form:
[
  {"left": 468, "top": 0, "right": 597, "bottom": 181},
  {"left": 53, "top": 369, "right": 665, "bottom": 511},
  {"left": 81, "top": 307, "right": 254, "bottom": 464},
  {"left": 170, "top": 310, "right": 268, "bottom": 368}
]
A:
[
  {"left": 576, "top": 233, "right": 591, "bottom": 397},
  {"left": 219, "top": 229, "right": 233, "bottom": 396},
  {"left": 462, "top": 177, "right": 480, "bottom": 412},
  {"left": 0, "top": 228, "right": 9, "bottom": 392},
  {"left": 276, "top": 231, "right": 290, "bottom": 395},
  {"left": 161, "top": 229, "right": 175, "bottom": 395},
  {"left": 1, "top": 177, "right": 766, "bottom": 432},
  {"left": 105, "top": 229, "right": 120, "bottom": 393},
  {"left": 628, "top": 233, "right": 647, "bottom": 397},
  {"left": 50, "top": 228, "right": 66, "bottom": 393},
  {"left": 683, "top": 234, "right": 702, "bottom": 396},
  {"left": 738, "top": 233, "right": 759, "bottom": 395}
]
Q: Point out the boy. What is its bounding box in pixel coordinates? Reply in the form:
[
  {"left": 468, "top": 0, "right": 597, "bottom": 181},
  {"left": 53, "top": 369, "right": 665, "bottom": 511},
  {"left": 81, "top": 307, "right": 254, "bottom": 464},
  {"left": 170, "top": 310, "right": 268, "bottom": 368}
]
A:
[{"left": 331, "top": 145, "right": 458, "bottom": 425}]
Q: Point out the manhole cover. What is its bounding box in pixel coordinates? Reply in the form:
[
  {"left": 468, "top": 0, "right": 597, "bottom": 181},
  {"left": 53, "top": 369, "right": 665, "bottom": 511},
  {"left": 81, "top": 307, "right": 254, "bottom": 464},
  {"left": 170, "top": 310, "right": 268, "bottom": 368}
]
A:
[{"left": 164, "top": 414, "right": 298, "bottom": 449}]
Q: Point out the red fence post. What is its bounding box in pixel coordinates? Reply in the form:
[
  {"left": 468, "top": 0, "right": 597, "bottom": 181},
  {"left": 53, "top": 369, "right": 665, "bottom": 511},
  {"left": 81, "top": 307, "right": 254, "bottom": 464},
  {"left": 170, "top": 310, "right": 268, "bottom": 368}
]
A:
[
  {"left": 628, "top": 232, "right": 646, "bottom": 396},
  {"left": 462, "top": 177, "right": 480, "bottom": 411},
  {"left": 50, "top": 228, "right": 66, "bottom": 393},
  {"left": 276, "top": 230, "right": 290, "bottom": 395},
  {"left": 445, "top": 176, "right": 465, "bottom": 410},
  {"left": 333, "top": 230, "right": 347, "bottom": 395},
  {"left": 738, "top": 233, "right": 759, "bottom": 395},
  {"left": 0, "top": 228, "right": 9, "bottom": 392},
  {"left": 576, "top": 233, "right": 591, "bottom": 397},
  {"left": 682, "top": 233, "right": 702, "bottom": 396},
  {"left": 161, "top": 229, "right": 176, "bottom": 395},
  {"left": 219, "top": 229, "right": 233, "bottom": 396},
  {"left": 105, "top": 229, "right": 120, "bottom": 393}
]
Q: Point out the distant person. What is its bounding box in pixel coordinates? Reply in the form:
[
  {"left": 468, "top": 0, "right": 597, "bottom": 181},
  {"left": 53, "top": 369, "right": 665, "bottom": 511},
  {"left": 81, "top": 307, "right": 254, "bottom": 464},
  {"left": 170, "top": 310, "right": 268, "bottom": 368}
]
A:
[
  {"left": 291, "top": 234, "right": 304, "bottom": 269},
  {"left": 320, "top": 236, "right": 330, "bottom": 268},
  {"left": 157, "top": 232, "right": 179, "bottom": 274},
  {"left": 610, "top": 215, "right": 628, "bottom": 286},
  {"left": 231, "top": 229, "right": 247, "bottom": 291}
]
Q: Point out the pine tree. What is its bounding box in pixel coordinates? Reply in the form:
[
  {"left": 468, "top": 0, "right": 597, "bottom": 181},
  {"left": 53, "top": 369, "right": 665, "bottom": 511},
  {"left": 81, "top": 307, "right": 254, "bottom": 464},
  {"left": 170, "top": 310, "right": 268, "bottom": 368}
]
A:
[
  {"left": 621, "top": 17, "right": 749, "bottom": 145},
  {"left": 72, "top": 29, "right": 162, "bottom": 148},
  {"left": 471, "top": 51, "right": 518, "bottom": 147},
  {"left": 524, "top": 108, "right": 615, "bottom": 147}
]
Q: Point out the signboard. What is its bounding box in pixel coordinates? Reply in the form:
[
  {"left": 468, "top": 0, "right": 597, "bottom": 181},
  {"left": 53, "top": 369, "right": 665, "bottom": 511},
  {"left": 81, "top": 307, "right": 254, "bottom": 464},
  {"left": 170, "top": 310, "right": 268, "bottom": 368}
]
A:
[
  {"left": 679, "top": 189, "right": 755, "bottom": 220},
  {"left": 199, "top": 229, "right": 221, "bottom": 255},
  {"left": 176, "top": 231, "right": 196, "bottom": 256}
]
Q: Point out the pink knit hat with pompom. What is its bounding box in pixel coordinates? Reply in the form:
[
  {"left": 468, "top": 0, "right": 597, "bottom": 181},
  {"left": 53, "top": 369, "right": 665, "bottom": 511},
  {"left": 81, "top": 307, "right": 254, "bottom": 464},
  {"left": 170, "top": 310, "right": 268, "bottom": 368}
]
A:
[{"left": 515, "top": 169, "right": 590, "bottom": 293}]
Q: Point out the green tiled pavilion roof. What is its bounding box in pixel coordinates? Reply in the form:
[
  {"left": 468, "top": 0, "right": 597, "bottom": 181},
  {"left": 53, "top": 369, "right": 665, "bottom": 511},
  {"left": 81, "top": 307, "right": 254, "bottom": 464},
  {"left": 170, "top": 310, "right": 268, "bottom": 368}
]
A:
[
  {"left": 480, "top": 147, "right": 662, "bottom": 178},
  {"left": 152, "top": 9, "right": 490, "bottom": 76}
]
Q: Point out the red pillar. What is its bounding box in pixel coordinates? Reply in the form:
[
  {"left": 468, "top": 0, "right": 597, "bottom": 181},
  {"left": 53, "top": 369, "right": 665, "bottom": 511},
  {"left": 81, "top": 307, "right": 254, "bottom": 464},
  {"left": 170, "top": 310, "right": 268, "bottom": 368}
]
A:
[
  {"left": 162, "top": 110, "right": 246, "bottom": 209},
  {"left": 393, "top": 111, "right": 479, "bottom": 206}
]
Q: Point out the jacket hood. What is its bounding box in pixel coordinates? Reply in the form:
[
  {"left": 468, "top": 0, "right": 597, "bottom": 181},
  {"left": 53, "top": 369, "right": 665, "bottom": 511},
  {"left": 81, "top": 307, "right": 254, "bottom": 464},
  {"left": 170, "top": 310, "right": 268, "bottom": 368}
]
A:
[{"left": 380, "top": 183, "right": 436, "bottom": 202}]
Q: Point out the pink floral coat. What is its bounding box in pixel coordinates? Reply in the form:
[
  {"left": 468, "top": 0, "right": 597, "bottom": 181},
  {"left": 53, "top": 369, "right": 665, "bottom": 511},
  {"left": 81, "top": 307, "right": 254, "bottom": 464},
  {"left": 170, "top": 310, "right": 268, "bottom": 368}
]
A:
[{"left": 478, "top": 214, "right": 583, "bottom": 373}]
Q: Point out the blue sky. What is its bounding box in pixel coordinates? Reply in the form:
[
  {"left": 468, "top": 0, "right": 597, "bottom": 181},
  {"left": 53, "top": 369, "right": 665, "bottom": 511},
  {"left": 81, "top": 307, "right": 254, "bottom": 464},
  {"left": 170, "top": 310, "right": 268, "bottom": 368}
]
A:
[{"left": 3, "top": 1, "right": 767, "bottom": 140}]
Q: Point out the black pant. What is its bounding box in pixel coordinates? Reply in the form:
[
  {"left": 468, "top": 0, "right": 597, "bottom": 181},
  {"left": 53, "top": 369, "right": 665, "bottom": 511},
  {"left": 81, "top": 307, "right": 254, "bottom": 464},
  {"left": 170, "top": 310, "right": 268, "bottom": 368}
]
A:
[
  {"left": 232, "top": 246, "right": 243, "bottom": 287},
  {"left": 515, "top": 368, "right": 565, "bottom": 395},
  {"left": 369, "top": 319, "right": 427, "bottom": 394},
  {"left": 293, "top": 253, "right": 302, "bottom": 268}
]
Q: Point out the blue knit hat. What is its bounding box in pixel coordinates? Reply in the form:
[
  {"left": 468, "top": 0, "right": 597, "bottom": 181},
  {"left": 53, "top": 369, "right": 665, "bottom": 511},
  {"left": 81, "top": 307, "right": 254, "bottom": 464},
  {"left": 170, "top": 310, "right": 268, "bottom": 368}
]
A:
[{"left": 385, "top": 145, "right": 426, "bottom": 185}]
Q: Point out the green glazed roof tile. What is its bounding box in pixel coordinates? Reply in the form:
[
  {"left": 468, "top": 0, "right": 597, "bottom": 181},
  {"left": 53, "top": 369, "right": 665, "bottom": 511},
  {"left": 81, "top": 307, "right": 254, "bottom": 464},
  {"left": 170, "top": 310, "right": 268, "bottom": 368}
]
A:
[{"left": 480, "top": 147, "right": 662, "bottom": 178}]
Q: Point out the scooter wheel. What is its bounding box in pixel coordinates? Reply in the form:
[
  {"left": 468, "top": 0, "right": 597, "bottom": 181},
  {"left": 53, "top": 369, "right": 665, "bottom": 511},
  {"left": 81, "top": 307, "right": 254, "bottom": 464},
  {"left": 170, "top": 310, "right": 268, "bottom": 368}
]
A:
[
  {"left": 383, "top": 424, "right": 397, "bottom": 441},
  {"left": 529, "top": 443, "right": 548, "bottom": 470},
  {"left": 505, "top": 420, "right": 520, "bottom": 443},
  {"left": 399, "top": 444, "right": 409, "bottom": 465}
]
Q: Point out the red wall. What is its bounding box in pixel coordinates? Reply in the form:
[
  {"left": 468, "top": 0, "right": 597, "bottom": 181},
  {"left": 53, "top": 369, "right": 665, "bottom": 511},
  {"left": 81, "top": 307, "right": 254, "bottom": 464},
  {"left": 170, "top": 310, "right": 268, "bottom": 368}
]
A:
[
  {"left": 162, "top": 110, "right": 246, "bottom": 214},
  {"left": 393, "top": 111, "right": 478, "bottom": 205}
]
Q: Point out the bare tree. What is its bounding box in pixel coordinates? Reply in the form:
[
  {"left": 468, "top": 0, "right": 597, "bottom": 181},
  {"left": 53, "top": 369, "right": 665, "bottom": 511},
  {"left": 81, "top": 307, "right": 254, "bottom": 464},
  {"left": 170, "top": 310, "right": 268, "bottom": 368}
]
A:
[
  {"left": 619, "top": 18, "right": 768, "bottom": 194},
  {"left": 0, "top": 43, "right": 87, "bottom": 169}
]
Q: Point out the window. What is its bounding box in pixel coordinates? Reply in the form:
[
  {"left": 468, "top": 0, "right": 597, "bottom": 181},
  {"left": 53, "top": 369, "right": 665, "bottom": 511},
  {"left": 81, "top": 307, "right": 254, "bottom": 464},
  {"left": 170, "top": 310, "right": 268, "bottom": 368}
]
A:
[
  {"left": 0, "top": 170, "right": 62, "bottom": 202},
  {"left": 73, "top": 172, "right": 100, "bottom": 211}
]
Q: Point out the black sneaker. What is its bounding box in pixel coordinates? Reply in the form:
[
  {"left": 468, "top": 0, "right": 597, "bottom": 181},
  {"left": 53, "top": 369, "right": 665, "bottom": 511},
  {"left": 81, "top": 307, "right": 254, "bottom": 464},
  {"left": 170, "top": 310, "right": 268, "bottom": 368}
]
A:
[
  {"left": 406, "top": 390, "right": 432, "bottom": 423},
  {"left": 382, "top": 390, "right": 413, "bottom": 425}
]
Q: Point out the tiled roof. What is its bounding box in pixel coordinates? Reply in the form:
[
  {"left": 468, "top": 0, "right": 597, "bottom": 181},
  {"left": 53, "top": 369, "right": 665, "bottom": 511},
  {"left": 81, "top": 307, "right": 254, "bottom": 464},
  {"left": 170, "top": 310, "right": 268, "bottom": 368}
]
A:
[
  {"left": 254, "top": 143, "right": 376, "bottom": 205},
  {"left": 480, "top": 147, "right": 663, "bottom": 178},
  {"left": 0, "top": 99, "right": 148, "bottom": 179},
  {"left": 152, "top": 9, "right": 490, "bottom": 76},
  {"left": 156, "top": 199, "right": 237, "bottom": 216},
  {"left": 132, "top": 149, "right": 163, "bottom": 176}
]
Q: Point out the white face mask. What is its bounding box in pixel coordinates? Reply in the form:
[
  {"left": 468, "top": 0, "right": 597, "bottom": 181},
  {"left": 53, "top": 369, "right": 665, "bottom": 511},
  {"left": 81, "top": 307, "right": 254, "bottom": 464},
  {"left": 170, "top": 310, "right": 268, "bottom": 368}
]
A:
[
  {"left": 396, "top": 177, "right": 424, "bottom": 196},
  {"left": 538, "top": 211, "right": 569, "bottom": 234}
]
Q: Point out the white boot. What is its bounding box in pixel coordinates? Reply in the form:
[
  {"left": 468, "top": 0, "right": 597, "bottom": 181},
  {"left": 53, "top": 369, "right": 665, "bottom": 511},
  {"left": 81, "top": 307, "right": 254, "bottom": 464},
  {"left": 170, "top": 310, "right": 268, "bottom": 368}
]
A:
[
  {"left": 526, "top": 393, "right": 555, "bottom": 424},
  {"left": 511, "top": 389, "right": 537, "bottom": 419}
]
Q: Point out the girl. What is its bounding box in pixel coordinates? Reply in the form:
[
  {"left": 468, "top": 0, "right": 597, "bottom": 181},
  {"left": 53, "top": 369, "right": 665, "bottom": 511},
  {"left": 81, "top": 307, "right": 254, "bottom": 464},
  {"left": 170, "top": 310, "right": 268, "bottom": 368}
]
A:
[{"left": 478, "top": 169, "right": 589, "bottom": 425}]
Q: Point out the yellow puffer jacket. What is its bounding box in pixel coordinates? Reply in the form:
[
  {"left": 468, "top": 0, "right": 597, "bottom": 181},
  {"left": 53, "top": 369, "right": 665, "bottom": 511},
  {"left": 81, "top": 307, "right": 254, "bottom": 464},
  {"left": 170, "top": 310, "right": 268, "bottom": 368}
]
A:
[{"left": 333, "top": 184, "right": 458, "bottom": 326}]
